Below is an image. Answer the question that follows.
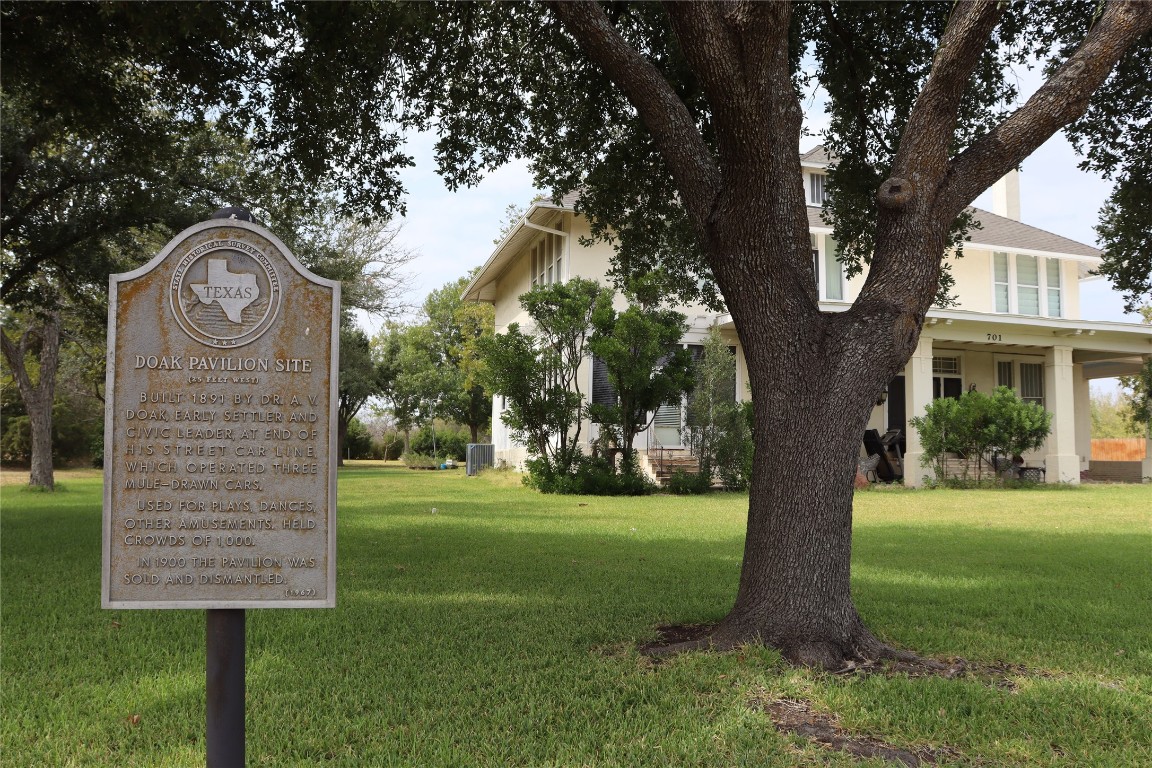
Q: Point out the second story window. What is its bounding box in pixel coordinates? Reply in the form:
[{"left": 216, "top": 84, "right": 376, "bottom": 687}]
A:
[
  {"left": 810, "top": 234, "right": 844, "bottom": 301},
  {"left": 993, "top": 252, "right": 1062, "bottom": 318},
  {"left": 809, "top": 173, "right": 827, "bottom": 206},
  {"left": 530, "top": 226, "right": 565, "bottom": 288}
]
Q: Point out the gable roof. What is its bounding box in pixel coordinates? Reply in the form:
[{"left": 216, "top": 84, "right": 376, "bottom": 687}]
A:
[
  {"left": 800, "top": 145, "right": 832, "bottom": 166},
  {"left": 462, "top": 196, "right": 573, "bottom": 302}
]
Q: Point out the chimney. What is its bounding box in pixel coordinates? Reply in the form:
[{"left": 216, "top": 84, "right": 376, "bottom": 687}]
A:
[{"left": 991, "top": 169, "right": 1021, "bottom": 221}]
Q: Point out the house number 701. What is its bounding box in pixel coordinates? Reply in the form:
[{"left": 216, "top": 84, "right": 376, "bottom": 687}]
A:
[{"left": 987, "top": 333, "right": 1003, "bottom": 341}]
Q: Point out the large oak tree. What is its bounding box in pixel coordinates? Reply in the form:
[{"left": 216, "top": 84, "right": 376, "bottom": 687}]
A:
[{"left": 8, "top": 1, "right": 1150, "bottom": 667}]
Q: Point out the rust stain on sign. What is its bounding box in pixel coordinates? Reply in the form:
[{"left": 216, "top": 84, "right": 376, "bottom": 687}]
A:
[{"left": 103, "top": 220, "right": 340, "bottom": 609}]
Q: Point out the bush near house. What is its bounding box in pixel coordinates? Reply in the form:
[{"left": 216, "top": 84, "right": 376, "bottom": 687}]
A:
[{"left": 910, "top": 386, "right": 1052, "bottom": 483}]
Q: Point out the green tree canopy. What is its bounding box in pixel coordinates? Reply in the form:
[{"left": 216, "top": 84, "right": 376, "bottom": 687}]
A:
[{"left": 422, "top": 273, "right": 495, "bottom": 443}]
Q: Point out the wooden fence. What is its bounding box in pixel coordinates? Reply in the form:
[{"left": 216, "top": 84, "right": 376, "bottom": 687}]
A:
[{"left": 1091, "top": 438, "right": 1147, "bottom": 461}]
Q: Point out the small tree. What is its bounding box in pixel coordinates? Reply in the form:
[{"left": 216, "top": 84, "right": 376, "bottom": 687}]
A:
[
  {"left": 683, "top": 326, "right": 753, "bottom": 489},
  {"left": 1119, "top": 306, "right": 1152, "bottom": 437},
  {"left": 477, "top": 278, "right": 611, "bottom": 485},
  {"left": 422, "top": 273, "right": 495, "bottom": 443},
  {"left": 587, "top": 301, "right": 694, "bottom": 477}
]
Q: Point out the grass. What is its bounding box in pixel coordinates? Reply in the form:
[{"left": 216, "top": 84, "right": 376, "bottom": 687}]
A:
[{"left": 2, "top": 463, "right": 1150, "bottom": 767}]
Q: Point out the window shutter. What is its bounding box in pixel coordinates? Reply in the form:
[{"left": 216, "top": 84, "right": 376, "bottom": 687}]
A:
[{"left": 591, "top": 356, "right": 617, "bottom": 420}]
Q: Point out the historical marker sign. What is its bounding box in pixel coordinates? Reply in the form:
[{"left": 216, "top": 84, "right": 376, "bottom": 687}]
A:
[{"left": 103, "top": 218, "right": 339, "bottom": 609}]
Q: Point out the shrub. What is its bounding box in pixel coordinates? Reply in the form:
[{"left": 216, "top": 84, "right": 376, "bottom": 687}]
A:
[
  {"left": 410, "top": 423, "right": 469, "bottom": 461},
  {"left": 909, "top": 387, "right": 1052, "bottom": 483},
  {"left": 714, "top": 401, "right": 754, "bottom": 490},
  {"left": 525, "top": 454, "right": 655, "bottom": 496},
  {"left": 667, "top": 469, "right": 711, "bottom": 495}
]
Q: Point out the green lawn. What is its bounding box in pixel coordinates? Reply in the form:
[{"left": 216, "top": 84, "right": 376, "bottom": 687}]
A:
[{"left": 2, "top": 464, "right": 1149, "bottom": 767}]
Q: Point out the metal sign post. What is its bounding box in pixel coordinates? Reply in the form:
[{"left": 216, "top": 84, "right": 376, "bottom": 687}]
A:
[{"left": 207, "top": 609, "right": 246, "bottom": 767}]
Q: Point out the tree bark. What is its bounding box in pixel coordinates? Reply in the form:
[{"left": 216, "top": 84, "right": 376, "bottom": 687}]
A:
[{"left": 1, "top": 312, "right": 61, "bottom": 490}]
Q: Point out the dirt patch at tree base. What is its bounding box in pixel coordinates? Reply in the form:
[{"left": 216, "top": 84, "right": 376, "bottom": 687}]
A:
[
  {"left": 639, "top": 624, "right": 1054, "bottom": 689},
  {"left": 753, "top": 696, "right": 966, "bottom": 767},
  {"left": 637, "top": 623, "right": 716, "bottom": 655}
]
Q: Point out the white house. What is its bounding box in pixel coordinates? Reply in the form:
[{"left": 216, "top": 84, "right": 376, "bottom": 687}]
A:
[{"left": 464, "top": 147, "right": 1152, "bottom": 485}]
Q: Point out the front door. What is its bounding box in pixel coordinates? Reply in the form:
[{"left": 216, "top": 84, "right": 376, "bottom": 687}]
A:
[{"left": 887, "top": 375, "right": 907, "bottom": 455}]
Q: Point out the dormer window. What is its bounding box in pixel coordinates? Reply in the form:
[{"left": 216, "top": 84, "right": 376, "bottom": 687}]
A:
[{"left": 809, "top": 173, "right": 827, "bottom": 206}]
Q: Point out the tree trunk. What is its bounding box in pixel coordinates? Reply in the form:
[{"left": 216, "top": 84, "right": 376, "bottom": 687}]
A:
[
  {"left": 684, "top": 163, "right": 947, "bottom": 667},
  {"left": 0, "top": 312, "right": 61, "bottom": 490},
  {"left": 710, "top": 352, "right": 890, "bottom": 667}
]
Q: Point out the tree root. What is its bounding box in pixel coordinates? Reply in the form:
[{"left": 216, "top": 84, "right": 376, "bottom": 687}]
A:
[{"left": 639, "top": 622, "right": 962, "bottom": 677}]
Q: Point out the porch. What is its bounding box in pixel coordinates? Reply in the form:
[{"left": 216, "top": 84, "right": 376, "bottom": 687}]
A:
[{"left": 890, "top": 311, "right": 1151, "bottom": 487}]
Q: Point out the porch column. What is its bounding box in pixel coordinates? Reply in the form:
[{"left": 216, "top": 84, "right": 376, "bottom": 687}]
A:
[
  {"left": 1073, "top": 365, "right": 1091, "bottom": 473},
  {"left": 1143, "top": 356, "right": 1152, "bottom": 483},
  {"left": 1144, "top": 437, "right": 1152, "bottom": 484},
  {"left": 1044, "top": 345, "right": 1080, "bottom": 484},
  {"left": 903, "top": 335, "right": 934, "bottom": 487}
]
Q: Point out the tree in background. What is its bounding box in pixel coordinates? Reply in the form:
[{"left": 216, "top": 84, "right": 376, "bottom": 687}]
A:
[
  {"left": 282, "top": 208, "right": 416, "bottom": 465},
  {"left": 587, "top": 296, "right": 693, "bottom": 477},
  {"left": 336, "top": 324, "right": 387, "bottom": 466},
  {"left": 267, "top": 197, "right": 415, "bottom": 320},
  {"left": 1089, "top": 387, "right": 1140, "bottom": 439},
  {"left": 1, "top": 86, "right": 260, "bottom": 488},
  {"left": 422, "top": 273, "right": 495, "bottom": 443},
  {"left": 478, "top": 279, "right": 611, "bottom": 484},
  {"left": 1, "top": 300, "right": 109, "bottom": 468},
  {"left": 1118, "top": 306, "right": 1152, "bottom": 436},
  {"left": 375, "top": 322, "right": 443, "bottom": 455}
]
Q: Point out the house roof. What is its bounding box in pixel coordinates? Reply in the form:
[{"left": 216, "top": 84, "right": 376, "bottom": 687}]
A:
[
  {"left": 462, "top": 195, "right": 575, "bottom": 302},
  {"left": 805, "top": 206, "right": 1101, "bottom": 262},
  {"left": 966, "top": 208, "right": 1100, "bottom": 261},
  {"left": 800, "top": 145, "right": 832, "bottom": 166},
  {"left": 465, "top": 173, "right": 1102, "bottom": 303}
]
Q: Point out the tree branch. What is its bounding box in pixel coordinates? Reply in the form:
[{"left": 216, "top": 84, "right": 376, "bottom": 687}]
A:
[
  {"left": 662, "top": 1, "right": 801, "bottom": 174},
  {"left": 939, "top": 0, "right": 1152, "bottom": 215},
  {"left": 889, "top": 0, "right": 1005, "bottom": 189},
  {"left": 547, "top": 1, "right": 719, "bottom": 225}
]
